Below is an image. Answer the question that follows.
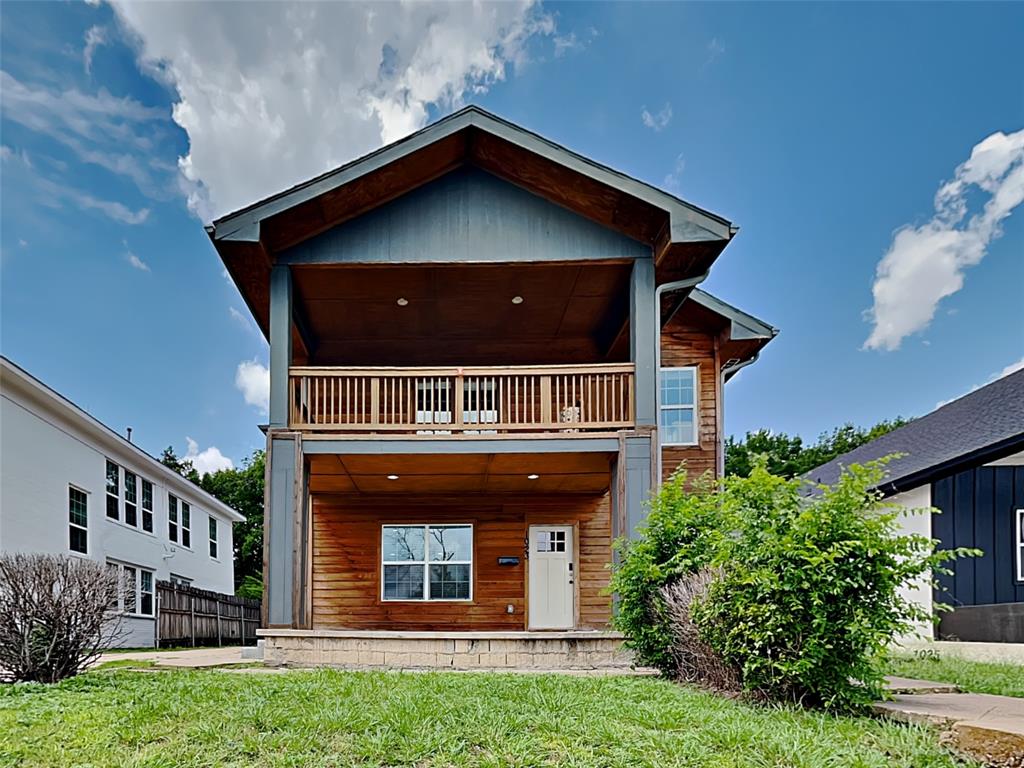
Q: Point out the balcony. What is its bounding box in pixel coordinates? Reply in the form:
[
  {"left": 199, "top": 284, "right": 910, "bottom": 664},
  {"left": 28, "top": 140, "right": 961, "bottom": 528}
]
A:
[{"left": 289, "top": 363, "right": 635, "bottom": 435}]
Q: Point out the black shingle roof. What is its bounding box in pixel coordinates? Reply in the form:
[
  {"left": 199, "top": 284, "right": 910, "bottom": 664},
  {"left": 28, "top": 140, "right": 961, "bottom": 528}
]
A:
[{"left": 806, "top": 368, "right": 1024, "bottom": 494}]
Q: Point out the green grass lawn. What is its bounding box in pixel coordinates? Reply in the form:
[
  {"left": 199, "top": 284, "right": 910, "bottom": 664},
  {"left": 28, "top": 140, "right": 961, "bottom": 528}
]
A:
[
  {"left": 889, "top": 653, "right": 1024, "bottom": 698},
  {"left": 0, "top": 668, "right": 974, "bottom": 768}
]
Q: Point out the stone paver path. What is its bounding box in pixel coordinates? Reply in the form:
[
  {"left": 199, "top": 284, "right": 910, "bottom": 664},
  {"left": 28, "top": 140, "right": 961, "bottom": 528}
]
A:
[
  {"left": 875, "top": 682, "right": 1024, "bottom": 766},
  {"left": 95, "top": 646, "right": 246, "bottom": 668}
]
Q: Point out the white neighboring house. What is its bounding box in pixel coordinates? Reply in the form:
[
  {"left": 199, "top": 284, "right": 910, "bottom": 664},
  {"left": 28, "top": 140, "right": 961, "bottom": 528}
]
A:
[
  {"left": 0, "top": 356, "right": 245, "bottom": 647},
  {"left": 807, "top": 368, "right": 1024, "bottom": 644}
]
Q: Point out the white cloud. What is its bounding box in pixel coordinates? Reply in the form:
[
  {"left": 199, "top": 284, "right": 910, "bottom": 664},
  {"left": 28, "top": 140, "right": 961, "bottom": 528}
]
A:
[
  {"left": 641, "top": 102, "right": 673, "bottom": 132},
  {"left": 936, "top": 355, "right": 1024, "bottom": 408},
  {"left": 865, "top": 129, "right": 1024, "bottom": 351},
  {"left": 124, "top": 244, "right": 150, "bottom": 271},
  {"left": 184, "top": 437, "right": 234, "bottom": 476},
  {"left": 229, "top": 306, "right": 257, "bottom": 333},
  {"left": 235, "top": 359, "right": 270, "bottom": 414},
  {"left": 703, "top": 37, "right": 725, "bottom": 69},
  {"left": 30, "top": 174, "right": 150, "bottom": 224},
  {"left": 84, "top": 25, "right": 108, "bottom": 74},
  {"left": 662, "top": 154, "right": 685, "bottom": 195},
  {"left": 0, "top": 70, "right": 175, "bottom": 204},
  {"left": 18, "top": 239, "right": 27, "bottom": 248},
  {"left": 108, "top": 1, "right": 555, "bottom": 221},
  {"left": 553, "top": 27, "right": 597, "bottom": 58}
]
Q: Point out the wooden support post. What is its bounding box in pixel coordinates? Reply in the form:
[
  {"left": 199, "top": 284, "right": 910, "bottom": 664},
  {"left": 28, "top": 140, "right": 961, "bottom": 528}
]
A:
[
  {"left": 540, "top": 376, "right": 552, "bottom": 426},
  {"left": 190, "top": 596, "right": 196, "bottom": 647},
  {"left": 216, "top": 600, "right": 222, "bottom": 647}
]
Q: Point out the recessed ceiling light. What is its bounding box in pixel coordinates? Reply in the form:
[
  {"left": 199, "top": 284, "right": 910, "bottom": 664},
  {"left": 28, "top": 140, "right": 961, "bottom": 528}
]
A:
[
  {"left": 396, "top": 298, "right": 408, "bottom": 306},
  {"left": 387, "top": 474, "right": 399, "bottom": 480},
  {"left": 527, "top": 474, "right": 539, "bottom": 480},
  {"left": 511, "top": 296, "right": 524, "bottom": 305}
]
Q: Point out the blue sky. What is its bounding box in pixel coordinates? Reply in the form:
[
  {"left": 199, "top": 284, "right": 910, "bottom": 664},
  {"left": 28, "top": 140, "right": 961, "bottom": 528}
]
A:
[{"left": 2, "top": 2, "right": 1022, "bottom": 472}]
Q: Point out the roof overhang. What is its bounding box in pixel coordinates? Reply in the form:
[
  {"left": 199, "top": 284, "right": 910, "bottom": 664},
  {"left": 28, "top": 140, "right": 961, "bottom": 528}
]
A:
[{"left": 208, "top": 106, "right": 738, "bottom": 351}]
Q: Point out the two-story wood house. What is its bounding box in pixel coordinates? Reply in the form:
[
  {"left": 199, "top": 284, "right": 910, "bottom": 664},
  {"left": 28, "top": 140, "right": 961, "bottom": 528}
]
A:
[{"left": 210, "top": 107, "right": 776, "bottom": 668}]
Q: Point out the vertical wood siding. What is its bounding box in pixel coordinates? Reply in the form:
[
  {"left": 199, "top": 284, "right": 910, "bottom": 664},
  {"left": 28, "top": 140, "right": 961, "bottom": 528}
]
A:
[
  {"left": 311, "top": 493, "right": 612, "bottom": 631},
  {"left": 659, "top": 317, "right": 720, "bottom": 483},
  {"left": 931, "top": 466, "right": 1024, "bottom": 607}
]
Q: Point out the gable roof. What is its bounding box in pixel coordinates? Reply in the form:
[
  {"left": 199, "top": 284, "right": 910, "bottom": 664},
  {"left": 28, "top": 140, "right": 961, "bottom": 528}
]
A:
[
  {"left": 807, "top": 369, "right": 1024, "bottom": 495},
  {"left": 208, "top": 106, "right": 741, "bottom": 346},
  {"left": 1, "top": 356, "right": 246, "bottom": 523}
]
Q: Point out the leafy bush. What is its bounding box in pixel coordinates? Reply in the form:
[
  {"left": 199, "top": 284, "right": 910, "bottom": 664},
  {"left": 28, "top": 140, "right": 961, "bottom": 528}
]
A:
[
  {"left": 608, "top": 470, "right": 721, "bottom": 671},
  {"left": 0, "top": 554, "right": 124, "bottom": 682},
  {"left": 692, "top": 461, "right": 972, "bottom": 710}
]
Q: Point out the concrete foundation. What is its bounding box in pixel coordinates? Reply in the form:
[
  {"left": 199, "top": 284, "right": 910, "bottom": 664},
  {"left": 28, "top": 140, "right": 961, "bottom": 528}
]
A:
[{"left": 258, "top": 629, "right": 633, "bottom": 670}]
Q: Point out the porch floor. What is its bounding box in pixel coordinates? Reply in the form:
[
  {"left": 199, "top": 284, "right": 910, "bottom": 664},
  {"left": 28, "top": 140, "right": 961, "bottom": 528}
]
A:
[{"left": 258, "top": 628, "right": 632, "bottom": 671}]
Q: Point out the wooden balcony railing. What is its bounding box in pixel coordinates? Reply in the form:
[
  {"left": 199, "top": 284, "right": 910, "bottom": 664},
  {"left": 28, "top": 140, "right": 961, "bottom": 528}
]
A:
[{"left": 289, "top": 364, "right": 635, "bottom": 434}]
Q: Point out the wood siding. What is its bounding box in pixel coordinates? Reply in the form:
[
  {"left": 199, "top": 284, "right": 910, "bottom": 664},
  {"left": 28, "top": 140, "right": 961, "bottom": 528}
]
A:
[
  {"left": 311, "top": 493, "right": 612, "bottom": 631},
  {"left": 659, "top": 316, "right": 721, "bottom": 483}
]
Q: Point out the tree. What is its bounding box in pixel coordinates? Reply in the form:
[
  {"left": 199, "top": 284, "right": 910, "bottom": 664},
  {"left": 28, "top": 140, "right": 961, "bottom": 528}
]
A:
[
  {"left": 159, "top": 445, "right": 200, "bottom": 483},
  {"left": 200, "top": 451, "right": 265, "bottom": 592},
  {"left": 725, "top": 418, "right": 910, "bottom": 480}
]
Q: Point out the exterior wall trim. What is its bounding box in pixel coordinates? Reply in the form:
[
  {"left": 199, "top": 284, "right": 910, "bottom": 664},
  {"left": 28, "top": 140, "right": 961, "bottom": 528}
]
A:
[{"left": 301, "top": 437, "right": 621, "bottom": 455}]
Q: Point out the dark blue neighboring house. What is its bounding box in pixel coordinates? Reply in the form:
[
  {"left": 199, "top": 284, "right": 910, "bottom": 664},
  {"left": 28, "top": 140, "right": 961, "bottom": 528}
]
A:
[{"left": 809, "top": 368, "right": 1024, "bottom": 643}]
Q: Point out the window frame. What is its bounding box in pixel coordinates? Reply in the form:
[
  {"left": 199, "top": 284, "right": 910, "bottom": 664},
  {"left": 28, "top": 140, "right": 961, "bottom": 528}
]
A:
[
  {"left": 105, "top": 459, "right": 120, "bottom": 520},
  {"left": 107, "top": 560, "right": 155, "bottom": 618},
  {"left": 168, "top": 494, "right": 192, "bottom": 549},
  {"left": 68, "top": 485, "right": 89, "bottom": 555},
  {"left": 141, "top": 479, "right": 154, "bottom": 533},
  {"left": 659, "top": 366, "right": 699, "bottom": 447},
  {"left": 208, "top": 516, "right": 218, "bottom": 559},
  {"left": 123, "top": 469, "right": 138, "bottom": 528},
  {"left": 380, "top": 524, "right": 474, "bottom": 603},
  {"left": 1016, "top": 509, "right": 1024, "bottom": 583}
]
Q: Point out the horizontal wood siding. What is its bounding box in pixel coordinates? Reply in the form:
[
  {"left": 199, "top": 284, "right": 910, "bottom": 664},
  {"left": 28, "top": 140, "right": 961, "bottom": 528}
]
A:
[
  {"left": 311, "top": 493, "right": 612, "bottom": 631},
  {"left": 659, "top": 317, "right": 720, "bottom": 483}
]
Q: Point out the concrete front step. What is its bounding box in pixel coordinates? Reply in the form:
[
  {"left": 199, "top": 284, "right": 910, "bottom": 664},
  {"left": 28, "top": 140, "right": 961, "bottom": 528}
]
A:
[
  {"left": 874, "top": 692, "right": 1024, "bottom": 765},
  {"left": 258, "top": 629, "right": 633, "bottom": 671}
]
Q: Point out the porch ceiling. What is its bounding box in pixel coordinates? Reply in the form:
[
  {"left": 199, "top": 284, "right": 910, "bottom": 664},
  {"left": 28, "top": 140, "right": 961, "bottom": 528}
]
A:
[
  {"left": 292, "top": 262, "right": 633, "bottom": 365},
  {"left": 308, "top": 451, "right": 613, "bottom": 495}
]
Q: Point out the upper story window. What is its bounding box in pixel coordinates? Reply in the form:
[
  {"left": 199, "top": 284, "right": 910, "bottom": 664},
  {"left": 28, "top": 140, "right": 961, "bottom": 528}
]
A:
[
  {"left": 381, "top": 524, "right": 472, "bottom": 601},
  {"left": 124, "top": 471, "right": 138, "bottom": 527},
  {"left": 168, "top": 494, "right": 191, "bottom": 548},
  {"left": 208, "top": 516, "right": 218, "bottom": 559},
  {"left": 68, "top": 486, "right": 88, "bottom": 554},
  {"left": 105, "top": 460, "right": 151, "bottom": 531},
  {"left": 660, "top": 367, "right": 698, "bottom": 446},
  {"left": 141, "top": 480, "right": 154, "bottom": 533},
  {"left": 105, "top": 460, "right": 119, "bottom": 520}
]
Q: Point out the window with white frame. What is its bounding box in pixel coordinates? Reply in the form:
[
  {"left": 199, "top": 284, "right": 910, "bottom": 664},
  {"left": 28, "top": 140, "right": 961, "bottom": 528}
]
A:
[
  {"left": 660, "top": 367, "right": 698, "bottom": 446},
  {"left": 105, "top": 460, "right": 119, "bottom": 520},
  {"left": 381, "top": 525, "right": 472, "bottom": 601},
  {"left": 124, "top": 470, "right": 138, "bottom": 527},
  {"left": 208, "top": 516, "right": 218, "bottom": 559},
  {"left": 1017, "top": 509, "right": 1024, "bottom": 583},
  {"left": 68, "top": 486, "right": 88, "bottom": 554},
  {"left": 141, "top": 479, "right": 153, "bottom": 533},
  {"left": 168, "top": 494, "right": 191, "bottom": 547},
  {"left": 169, "top": 573, "right": 192, "bottom": 587},
  {"left": 108, "top": 561, "right": 155, "bottom": 617}
]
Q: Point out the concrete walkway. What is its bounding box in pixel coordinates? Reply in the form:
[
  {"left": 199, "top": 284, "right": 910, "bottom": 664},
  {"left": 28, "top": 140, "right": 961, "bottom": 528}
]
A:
[
  {"left": 877, "top": 677, "right": 1024, "bottom": 765},
  {"left": 95, "top": 646, "right": 247, "bottom": 668}
]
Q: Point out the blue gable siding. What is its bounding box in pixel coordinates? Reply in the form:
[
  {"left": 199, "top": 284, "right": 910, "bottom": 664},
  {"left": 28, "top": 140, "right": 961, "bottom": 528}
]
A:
[{"left": 280, "top": 167, "right": 651, "bottom": 265}]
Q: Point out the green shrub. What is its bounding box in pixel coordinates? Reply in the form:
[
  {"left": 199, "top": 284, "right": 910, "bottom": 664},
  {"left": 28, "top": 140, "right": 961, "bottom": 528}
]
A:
[
  {"left": 693, "top": 460, "right": 973, "bottom": 711},
  {"left": 609, "top": 470, "right": 722, "bottom": 672}
]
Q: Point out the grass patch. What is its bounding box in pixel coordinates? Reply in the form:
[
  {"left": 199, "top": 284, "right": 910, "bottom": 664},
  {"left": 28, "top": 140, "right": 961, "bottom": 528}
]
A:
[
  {"left": 0, "top": 668, "right": 973, "bottom": 767},
  {"left": 889, "top": 653, "right": 1024, "bottom": 698}
]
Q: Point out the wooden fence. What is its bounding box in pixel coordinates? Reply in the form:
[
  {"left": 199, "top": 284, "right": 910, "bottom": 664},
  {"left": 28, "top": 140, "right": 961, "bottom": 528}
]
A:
[{"left": 156, "top": 581, "right": 260, "bottom": 647}]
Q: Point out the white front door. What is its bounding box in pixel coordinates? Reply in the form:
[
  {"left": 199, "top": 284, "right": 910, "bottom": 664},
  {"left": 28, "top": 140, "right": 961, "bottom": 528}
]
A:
[{"left": 528, "top": 525, "right": 575, "bottom": 630}]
